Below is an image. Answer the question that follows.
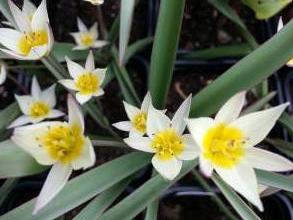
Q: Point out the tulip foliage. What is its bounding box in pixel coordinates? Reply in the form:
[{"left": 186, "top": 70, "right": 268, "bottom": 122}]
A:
[{"left": 0, "top": 0, "right": 292, "bottom": 220}]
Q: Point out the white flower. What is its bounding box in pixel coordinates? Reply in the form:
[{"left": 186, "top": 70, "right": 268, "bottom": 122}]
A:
[
  {"left": 83, "top": 0, "right": 104, "bottom": 6},
  {"left": 186, "top": 91, "right": 293, "bottom": 211},
  {"left": 59, "top": 51, "right": 106, "bottom": 104},
  {"left": 70, "top": 17, "right": 108, "bottom": 50},
  {"left": 0, "top": 64, "right": 7, "bottom": 85},
  {"left": 277, "top": 18, "right": 293, "bottom": 67},
  {"left": 124, "top": 95, "right": 200, "bottom": 180},
  {"left": 0, "top": 0, "right": 54, "bottom": 60},
  {"left": 113, "top": 92, "right": 152, "bottom": 137},
  {"left": 11, "top": 95, "right": 96, "bottom": 214},
  {"left": 8, "top": 76, "right": 64, "bottom": 128}
]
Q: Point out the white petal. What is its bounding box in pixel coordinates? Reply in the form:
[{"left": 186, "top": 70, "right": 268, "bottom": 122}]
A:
[
  {"left": 46, "top": 23, "right": 54, "bottom": 53},
  {"left": 146, "top": 104, "right": 171, "bottom": 137},
  {"left": 185, "top": 117, "right": 215, "bottom": 149},
  {"left": 172, "top": 95, "right": 191, "bottom": 134},
  {"left": 215, "top": 91, "right": 246, "bottom": 124},
  {"left": 31, "top": 0, "right": 49, "bottom": 31},
  {"left": 8, "top": 0, "right": 31, "bottom": 32},
  {"left": 123, "top": 101, "right": 140, "bottom": 120},
  {"left": 26, "top": 45, "right": 48, "bottom": 60},
  {"left": 231, "top": 103, "right": 289, "bottom": 148},
  {"left": 215, "top": 164, "right": 263, "bottom": 211},
  {"left": 199, "top": 156, "right": 213, "bottom": 177},
  {"left": 77, "top": 17, "right": 88, "bottom": 32},
  {"left": 124, "top": 137, "right": 154, "bottom": 153},
  {"left": 93, "top": 68, "right": 106, "bottom": 83},
  {"left": 67, "top": 95, "right": 85, "bottom": 132},
  {"left": 129, "top": 129, "right": 143, "bottom": 137},
  {"left": 0, "top": 65, "right": 7, "bottom": 85},
  {"left": 177, "top": 134, "right": 200, "bottom": 160},
  {"left": 0, "top": 28, "right": 24, "bottom": 53},
  {"left": 33, "top": 163, "right": 72, "bottom": 214},
  {"left": 23, "top": 0, "right": 37, "bottom": 17},
  {"left": 112, "top": 121, "right": 132, "bottom": 131},
  {"left": 71, "top": 137, "right": 96, "bottom": 170},
  {"left": 244, "top": 147, "right": 293, "bottom": 172},
  {"left": 141, "top": 92, "right": 151, "bottom": 112},
  {"left": 93, "top": 89, "right": 104, "bottom": 97},
  {"left": 47, "top": 109, "right": 64, "bottom": 119},
  {"left": 76, "top": 93, "right": 92, "bottom": 104},
  {"left": 31, "top": 76, "right": 41, "bottom": 99},
  {"left": 66, "top": 57, "right": 85, "bottom": 79},
  {"left": 85, "top": 50, "right": 95, "bottom": 71},
  {"left": 72, "top": 45, "right": 89, "bottom": 51},
  {"left": 277, "top": 17, "right": 283, "bottom": 32},
  {"left": 15, "top": 94, "right": 34, "bottom": 114},
  {"left": 92, "top": 40, "right": 109, "bottom": 48},
  {"left": 40, "top": 84, "right": 56, "bottom": 107},
  {"left": 70, "top": 32, "right": 82, "bottom": 45},
  {"left": 59, "top": 79, "right": 78, "bottom": 91},
  {"left": 89, "top": 22, "right": 98, "bottom": 39},
  {"left": 152, "top": 155, "right": 182, "bottom": 180},
  {"left": 8, "top": 115, "right": 32, "bottom": 128}
]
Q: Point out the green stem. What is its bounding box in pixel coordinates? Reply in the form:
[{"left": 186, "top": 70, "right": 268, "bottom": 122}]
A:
[
  {"left": 91, "top": 140, "right": 127, "bottom": 148},
  {"left": 41, "top": 57, "right": 64, "bottom": 80},
  {"left": 145, "top": 170, "right": 159, "bottom": 220}
]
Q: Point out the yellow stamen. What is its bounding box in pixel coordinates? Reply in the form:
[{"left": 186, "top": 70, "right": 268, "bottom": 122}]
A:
[
  {"left": 80, "top": 33, "right": 94, "bottom": 47},
  {"left": 41, "top": 124, "right": 85, "bottom": 164},
  {"left": 151, "top": 128, "right": 184, "bottom": 161},
  {"left": 29, "top": 101, "right": 50, "bottom": 118},
  {"left": 132, "top": 112, "right": 147, "bottom": 133},
  {"left": 18, "top": 30, "right": 48, "bottom": 55},
  {"left": 75, "top": 72, "right": 99, "bottom": 94},
  {"left": 203, "top": 123, "right": 245, "bottom": 168}
]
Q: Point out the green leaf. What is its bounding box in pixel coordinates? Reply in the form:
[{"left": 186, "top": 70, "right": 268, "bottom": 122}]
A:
[
  {"left": 266, "top": 138, "right": 293, "bottom": 158},
  {"left": 51, "top": 43, "right": 89, "bottom": 62},
  {"left": 119, "top": 0, "right": 136, "bottom": 65},
  {"left": 242, "top": 0, "right": 291, "bottom": 20},
  {"left": 0, "top": 152, "right": 151, "bottom": 220},
  {"left": 211, "top": 174, "right": 261, "bottom": 220},
  {"left": 124, "top": 37, "right": 153, "bottom": 64},
  {"left": 144, "top": 200, "right": 159, "bottom": 220},
  {"left": 0, "top": 140, "right": 47, "bottom": 178},
  {"left": 0, "top": 178, "right": 18, "bottom": 206},
  {"left": 0, "top": 102, "right": 20, "bottom": 131},
  {"left": 190, "top": 20, "right": 293, "bottom": 117},
  {"left": 149, "top": 0, "right": 186, "bottom": 108},
  {"left": 73, "top": 178, "right": 131, "bottom": 220},
  {"left": 278, "top": 112, "right": 293, "bottom": 137}
]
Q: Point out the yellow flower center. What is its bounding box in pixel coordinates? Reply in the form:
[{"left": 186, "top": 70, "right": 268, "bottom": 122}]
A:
[
  {"left": 75, "top": 72, "right": 99, "bottom": 94},
  {"left": 80, "top": 33, "right": 94, "bottom": 47},
  {"left": 18, "top": 30, "right": 48, "bottom": 55},
  {"left": 29, "top": 101, "right": 50, "bottom": 118},
  {"left": 151, "top": 128, "right": 184, "bottom": 161},
  {"left": 203, "top": 123, "right": 245, "bottom": 168},
  {"left": 41, "top": 124, "right": 85, "bottom": 164},
  {"left": 132, "top": 112, "right": 147, "bottom": 133}
]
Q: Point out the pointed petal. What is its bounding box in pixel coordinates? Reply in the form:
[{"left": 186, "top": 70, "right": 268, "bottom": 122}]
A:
[
  {"left": 199, "top": 156, "right": 213, "bottom": 177},
  {"left": 66, "top": 57, "right": 85, "bottom": 79},
  {"left": 0, "top": 28, "right": 23, "bottom": 52},
  {"left": 27, "top": 45, "right": 48, "bottom": 60},
  {"left": 8, "top": 0, "right": 31, "bottom": 32},
  {"left": 123, "top": 101, "right": 140, "bottom": 120},
  {"left": 152, "top": 155, "right": 182, "bottom": 180},
  {"left": 72, "top": 45, "right": 89, "bottom": 51},
  {"left": 15, "top": 94, "right": 34, "bottom": 114},
  {"left": 23, "top": 0, "right": 37, "bottom": 17},
  {"left": 147, "top": 104, "right": 171, "bottom": 137},
  {"left": 47, "top": 109, "right": 64, "bottom": 119},
  {"left": 94, "top": 89, "right": 104, "bottom": 97},
  {"left": 46, "top": 23, "right": 54, "bottom": 53},
  {"left": 124, "top": 137, "right": 154, "bottom": 153},
  {"left": 244, "top": 147, "right": 293, "bottom": 172},
  {"left": 172, "top": 95, "right": 191, "bottom": 134},
  {"left": 92, "top": 40, "right": 108, "bottom": 48},
  {"left": 186, "top": 117, "right": 215, "bottom": 149},
  {"left": 31, "top": 76, "right": 41, "bottom": 99},
  {"left": 112, "top": 121, "right": 132, "bottom": 131},
  {"left": 141, "top": 92, "right": 151, "bottom": 112},
  {"left": 215, "top": 91, "right": 246, "bottom": 124},
  {"left": 59, "top": 79, "right": 78, "bottom": 91},
  {"left": 8, "top": 115, "right": 32, "bottom": 128},
  {"left": 0, "top": 65, "right": 7, "bottom": 85},
  {"left": 33, "top": 163, "right": 72, "bottom": 214},
  {"left": 71, "top": 138, "right": 96, "bottom": 170},
  {"left": 93, "top": 68, "right": 106, "bottom": 83},
  {"left": 85, "top": 50, "right": 95, "bottom": 71},
  {"left": 129, "top": 129, "right": 143, "bottom": 137},
  {"left": 277, "top": 17, "right": 283, "bottom": 32},
  {"left": 231, "top": 103, "right": 289, "bottom": 148},
  {"left": 40, "top": 84, "right": 56, "bottom": 107},
  {"left": 77, "top": 17, "right": 88, "bottom": 32},
  {"left": 215, "top": 164, "right": 263, "bottom": 211},
  {"left": 76, "top": 93, "right": 92, "bottom": 104},
  {"left": 89, "top": 22, "right": 98, "bottom": 39},
  {"left": 31, "top": 0, "right": 49, "bottom": 31},
  {"left": 177, "top": 134, "right": 200, "bottom": 160},
  {"left": 67, "top": 95, "right": 84, "bottom": 132}
]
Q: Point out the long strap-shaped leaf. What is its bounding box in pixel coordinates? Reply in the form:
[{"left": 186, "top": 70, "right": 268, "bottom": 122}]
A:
[
  {"left": 148, "top": 0, "right": 186, "bottom": 108},
  {"left": 190, "top": 20, "right": 293, "bottom": 117}
]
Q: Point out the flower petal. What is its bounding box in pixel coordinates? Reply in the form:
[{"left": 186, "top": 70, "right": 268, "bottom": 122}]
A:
[
  {"left": 8, "top": 0, "right": 31, "bottom": 32},
  {"left": 27, "top": 45, "right": 48, "bottom": 60},
  {"left": 71, "top": 137, "right": 96, "bottom": 170},
  {"left": 23, "top": 0, "right": 37, "bottom": 17},
  {"left": 31, "top": 76, "right": 41, "bottom": 99},
  {"left": 67, "top": 95, "right": 85, "bottom": 132},
  {"left": 177, "top": 134, "right": 200, "bottom": 160},
  {"left": 59, "top": 79, "right": 78, "bottom": 91},
  {"left": 185, "top": 117, "right": 215, "bottom": 149},
  {"left": 40, "top": 84, "right": 56, "bottom": 107},
  {"left": 94, "top": 89, "right": 104, "bottom": 97},
  {"left": 172, "top": 94, "right": 191, "bottom": 134},
  {"left": 123, "top": 101, "right": 140, "bottom": 120},
  {"left": 31, "top": 0, "right": 49, "bottom": 31},
  {"left": 72, "top": 45, "right": 89, "bottom": 51},
  {"left": 46, "top": 23, "right": 54, "bottom": 53},
  {"left": 77, "top": 17, "right": 88, "bottom": 32},
  {"left": 33, "top": 163, "right": 72, "bottom": 214},
  {"left": 47, "top": 109, "right": 64, "bottom": 119},
  {"left": 244, "top": 147, "right": 293, "bottom": 172},
  {"left": 141, "top": 92, "right": 151, "bottom": 112},
  {"left": 0, "top": 28, "right": 24, "bottom": 52},
  {"left": 85, "top": 50, "right": 95, "bottom": 71},
  {"left": 93, "top": 40, "right": 109, "bottom": 48},
  {"left": 89, "top": 22, "right": 98, "bottom": 39},
  {"left": 199, "top": 156, "right": 213, "bottom": 177},
  {"left": 231, "top": 103, "right": 289, "bottom": 148},
  {"left": 93, "top": 68, "right": 106, "bottom": 83},
  {"left": 112, "top": 121, "right": 132, "bottom": 132},
  {"left": 15, "top": 94, "right": 34, "bottom": 114},
  {"left": 8, "top": 115, "right": 32, "bottom": 128},
  {"left": 66, "top": 57, "right": 85, "bottom": 79},
  {"left": 215, "top": 163, "right": 263, "bottom": 211},
  {"left": 215, "top": 91, "right": 246, "bottom": 124},
  {"left": 152, "top": 155, "right": 182, "bottom": 180},
  {"left": 76, "top": 93, "right": 92, "bottom": 104},
  {"left": 124, "top": 137, "right": 154, "bottom": 153},
  {"left": 0, "top": 65, "right": 7, "bottom": 85}
]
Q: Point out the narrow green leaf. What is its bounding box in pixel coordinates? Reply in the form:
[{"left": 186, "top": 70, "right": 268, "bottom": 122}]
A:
[
  {"left": 73, "top": 178, "right": 131, "bottom": 220},
  {"left": 119, "top": 0, "right": 135, "bottom": 65},
  {"left": 51, "top": 43, "right": 89, "bottom": 62},
  {"left": 0, "top": 152, "right": 151, "bottom": 220},
  {"left": 278, "top": 112, "right": 293, "bottom": 137},
  {"left": 0, "top": 140, "right": 47, "bottom": 178},
  {"left": 0, "top": 102, "right": 20, "bottom": 131},
  {"left": 266, "top": 138, "right": 293, "bottom": 159},
  {"left": 124, "top": 37, "right": 153, "bottom": 64},
  {"left": 190, "top": 20, "right": 293, "bottom": 117},
  {"left": 144, "top": 200, "right": 159, "bottom": 220},
  {"left": 0, "top": 178, "right": 18, "bottom": 206},
  {"left": 149, "top": 0, "right": 186, "bottom": 108},
  {"left": 211, "top": 174, "right": 261, "bottom": 220}
]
